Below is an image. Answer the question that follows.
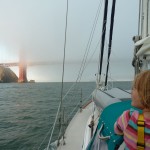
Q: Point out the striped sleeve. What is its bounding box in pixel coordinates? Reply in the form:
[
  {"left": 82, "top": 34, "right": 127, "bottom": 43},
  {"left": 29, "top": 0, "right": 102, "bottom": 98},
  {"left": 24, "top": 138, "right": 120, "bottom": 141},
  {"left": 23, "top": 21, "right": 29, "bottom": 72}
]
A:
[{"left": 114, "top": 110, "right": 130, "bottom": 135}]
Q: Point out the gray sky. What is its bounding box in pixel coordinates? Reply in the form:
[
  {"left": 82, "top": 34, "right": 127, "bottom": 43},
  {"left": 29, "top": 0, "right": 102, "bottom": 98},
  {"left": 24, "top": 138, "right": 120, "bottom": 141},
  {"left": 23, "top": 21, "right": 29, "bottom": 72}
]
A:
[{"left": 0, "top": 0, "right": 139, "bottom": 82}]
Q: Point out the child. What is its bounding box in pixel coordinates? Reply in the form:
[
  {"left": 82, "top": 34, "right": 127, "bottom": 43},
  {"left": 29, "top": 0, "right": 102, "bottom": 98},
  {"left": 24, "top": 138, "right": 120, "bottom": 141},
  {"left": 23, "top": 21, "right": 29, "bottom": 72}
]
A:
[{"left": 114, "top": 70, "right": 150, "bottom": 150}]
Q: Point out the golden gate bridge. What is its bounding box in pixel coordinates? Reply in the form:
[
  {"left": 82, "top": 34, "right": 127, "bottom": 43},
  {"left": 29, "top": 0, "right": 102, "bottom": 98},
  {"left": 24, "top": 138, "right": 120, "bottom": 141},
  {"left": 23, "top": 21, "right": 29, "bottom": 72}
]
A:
[{"left": 0, "top": 61, "right": 51, "bottom": 83}]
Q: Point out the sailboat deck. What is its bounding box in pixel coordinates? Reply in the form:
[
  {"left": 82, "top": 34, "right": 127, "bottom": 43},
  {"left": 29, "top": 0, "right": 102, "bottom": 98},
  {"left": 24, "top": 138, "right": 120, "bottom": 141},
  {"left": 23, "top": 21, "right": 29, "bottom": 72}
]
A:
[{"left": 57, "top": 101, "right": 94, "bottom": 150}]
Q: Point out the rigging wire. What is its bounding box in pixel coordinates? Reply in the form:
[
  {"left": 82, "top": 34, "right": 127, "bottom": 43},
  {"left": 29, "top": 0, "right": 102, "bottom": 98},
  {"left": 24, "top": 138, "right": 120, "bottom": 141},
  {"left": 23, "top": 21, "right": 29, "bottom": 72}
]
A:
[
  {"left": 55, "top": 0, "right": 104, "bottom": 127},
  {"left": 62, "top": 0, "right": 104, "bottom": 124},
  {"left": 59, "top": 0, "right": 104, "bottom": 108},
  {"left": 46, "top": 0, "right": 69, "bottom": 149},
  {"left": 105, "top": 0, "right": 116, "bottom": 87},
  {"left": 60, "top": 0, "right": 69, "bottom": 118},
  {"left": 76, "top": 0, "right": 103, "bottom": 82},
  {"left": 45, "top": 0, "right": 104, "bottom": 148},
  {"left": 58, "top": 39, "right": 103, "bottom": 127},
  {"left": 59, "top": 0, "right": 104, "bottom": 124}
]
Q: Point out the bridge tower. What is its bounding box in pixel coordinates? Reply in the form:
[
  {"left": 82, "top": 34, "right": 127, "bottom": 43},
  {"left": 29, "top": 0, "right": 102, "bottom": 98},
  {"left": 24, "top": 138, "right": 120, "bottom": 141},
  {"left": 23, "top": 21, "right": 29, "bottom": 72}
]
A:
[{"left": 18, "top": 51, "right": 28, "bottom": 83}]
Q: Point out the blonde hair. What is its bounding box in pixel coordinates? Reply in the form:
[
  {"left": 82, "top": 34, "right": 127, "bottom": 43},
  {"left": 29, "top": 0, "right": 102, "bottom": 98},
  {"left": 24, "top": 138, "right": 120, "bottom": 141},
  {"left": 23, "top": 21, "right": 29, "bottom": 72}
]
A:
[{"left": 133, "top": 70, "right": 150, "bottom": 109}]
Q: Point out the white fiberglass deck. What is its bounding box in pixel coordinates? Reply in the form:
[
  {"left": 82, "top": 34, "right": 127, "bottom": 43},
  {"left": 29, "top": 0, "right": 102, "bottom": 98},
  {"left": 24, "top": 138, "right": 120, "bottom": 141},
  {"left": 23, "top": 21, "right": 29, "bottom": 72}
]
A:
[{"left": 57, "top": 101, "right": 94, "bottom": 150}]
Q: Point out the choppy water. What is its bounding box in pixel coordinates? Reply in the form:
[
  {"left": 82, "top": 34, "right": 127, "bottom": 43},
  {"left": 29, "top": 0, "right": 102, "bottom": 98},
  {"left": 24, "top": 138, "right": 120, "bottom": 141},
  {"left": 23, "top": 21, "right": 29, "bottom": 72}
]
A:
[{"left": 0, "top": 81, "right": 131, "bottom": 150}]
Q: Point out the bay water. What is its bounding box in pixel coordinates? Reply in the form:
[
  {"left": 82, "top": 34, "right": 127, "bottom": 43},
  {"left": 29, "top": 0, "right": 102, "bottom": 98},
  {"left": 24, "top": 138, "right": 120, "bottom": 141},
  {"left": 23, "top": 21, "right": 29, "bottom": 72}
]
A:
[{"left": 0, "top": 81, "right": 131, "bottom": 150}]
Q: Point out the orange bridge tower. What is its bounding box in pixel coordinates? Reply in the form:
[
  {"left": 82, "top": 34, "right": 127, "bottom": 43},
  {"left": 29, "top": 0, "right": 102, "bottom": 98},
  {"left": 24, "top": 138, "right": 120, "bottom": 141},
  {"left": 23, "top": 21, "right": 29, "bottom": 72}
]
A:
[{"left": 18, "top": 51, "right": 28, "bottom": 83}]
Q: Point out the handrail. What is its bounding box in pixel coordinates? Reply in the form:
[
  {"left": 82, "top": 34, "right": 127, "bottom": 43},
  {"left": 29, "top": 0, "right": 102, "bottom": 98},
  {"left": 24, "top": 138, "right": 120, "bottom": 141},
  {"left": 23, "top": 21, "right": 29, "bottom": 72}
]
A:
[{"left": 98, "top": 124, "right": 110, "bottom": 140}]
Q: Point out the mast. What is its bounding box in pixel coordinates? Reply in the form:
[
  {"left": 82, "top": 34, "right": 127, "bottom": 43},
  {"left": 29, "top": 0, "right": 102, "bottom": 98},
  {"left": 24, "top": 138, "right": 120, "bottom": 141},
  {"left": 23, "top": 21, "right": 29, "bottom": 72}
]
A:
[
  {"left": 140, "top": 0, "right": 149, "bottom": 38},
  {"left": 98, "top": 0, "right": 108, "bottom": 83},
  {"left": 132, "top": 0, "right": 150, "bottom": 74},
  {"left": 105, "top": 0, "right": 116, "bottom": 87}
]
